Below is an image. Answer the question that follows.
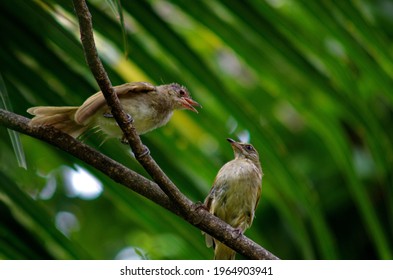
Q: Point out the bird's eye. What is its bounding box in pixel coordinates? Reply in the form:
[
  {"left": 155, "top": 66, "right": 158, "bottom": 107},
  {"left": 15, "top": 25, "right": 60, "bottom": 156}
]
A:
[
  {"left": 245, "top": 145, "right": 253, "bottom": 151},
  {"left": 179, "top": 88, "right": 187, "bottom": 97}
]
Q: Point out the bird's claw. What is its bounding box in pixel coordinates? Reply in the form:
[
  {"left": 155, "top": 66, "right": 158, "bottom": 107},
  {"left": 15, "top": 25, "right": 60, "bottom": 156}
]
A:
[
  {"left": 103, "top": 112, "right": 133, "bottom": 124},
  {"left": 191, "top": 202, "right": 208, "bottom": 224},
  {"left": 192, "top": 202, "right": 208, "bottom": 212},
  {"left": 120, "top": 135, "right": 129, "bottom": 144},
  {"left": 120, "top": 139, "right": 150, "bottom": 160},
  {"left": 231, "top": 227, "right": 243, "bottom": 239},
  {"left": 136, "top": 145, "right": 150, "bottom": 160},
  {"left": 125, "top": 113, "right": 134, "bottom": 124}
]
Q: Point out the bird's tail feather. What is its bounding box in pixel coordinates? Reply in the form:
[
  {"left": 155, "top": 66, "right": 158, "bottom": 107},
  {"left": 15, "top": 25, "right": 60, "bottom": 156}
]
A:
[
  {"left": 27, "top": 106, "right": 87, "bottom": 138},
  {"left": 214, "top": 241, "right": 236, "bottom": 260}
]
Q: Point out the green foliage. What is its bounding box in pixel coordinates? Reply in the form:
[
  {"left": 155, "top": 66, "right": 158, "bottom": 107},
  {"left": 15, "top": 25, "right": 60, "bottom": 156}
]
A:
[{"left": 0, "top": 0, "right": 392, "bottom": 259}]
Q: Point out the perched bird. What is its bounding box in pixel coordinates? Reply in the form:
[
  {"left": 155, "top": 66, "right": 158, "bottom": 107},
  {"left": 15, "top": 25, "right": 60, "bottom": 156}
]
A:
[
  {"left": 27, "top": 82, "right": 200, "bottom": 141},
  {"left": 204, "top": 138, "right": 263, "bottom": 260}
]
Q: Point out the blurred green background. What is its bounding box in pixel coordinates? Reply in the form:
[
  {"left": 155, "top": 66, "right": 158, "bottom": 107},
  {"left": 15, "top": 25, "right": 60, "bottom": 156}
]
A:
[{"left": 1, "top": 0, "right": 393, "bottom": 260}]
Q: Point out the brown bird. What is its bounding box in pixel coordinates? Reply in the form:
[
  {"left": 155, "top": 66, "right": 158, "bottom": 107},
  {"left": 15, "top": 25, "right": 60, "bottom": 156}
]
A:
[
  {"left": 204, "top": 138, "right": 263, "bottom": 260},
  {"left": 27, "top": 82, "right": 200, "bottom": 141}
]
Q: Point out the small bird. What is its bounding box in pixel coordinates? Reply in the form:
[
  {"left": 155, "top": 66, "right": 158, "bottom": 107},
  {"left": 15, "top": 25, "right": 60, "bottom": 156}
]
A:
[
  {"left": 27, "top": 82, "right": 200, "bottom": 142},
  {"left": 204, "top": 138, "right": 263, "bottom": 260}
]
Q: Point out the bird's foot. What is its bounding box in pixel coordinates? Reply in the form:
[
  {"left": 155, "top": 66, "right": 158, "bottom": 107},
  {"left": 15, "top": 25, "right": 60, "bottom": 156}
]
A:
[
  {"left": 121, "top": 138, "right": 150, "bottom": 160},
  {"left": 103, "top": 112, "right": 134, "bottom": 124},
  {"left": 103, "top": 112, "right": 113, "bottom": 118},
  {"left": 120, "top": 135, "right": 129, "bottom": 145},
  {"left": 192, "top": 202, "right": 208, "bottom": 212},
  {"left": 231, "top": 227, "right": 244, "bottom": 239},
  {"left": 190, "top": 202, "right": 208, "bottom": 224},
  {"left": 136, "top": 145, "right": 150, "bottom": 160},
  {"left": 125, "top": 113, "right": 134, "bottom": 124}
]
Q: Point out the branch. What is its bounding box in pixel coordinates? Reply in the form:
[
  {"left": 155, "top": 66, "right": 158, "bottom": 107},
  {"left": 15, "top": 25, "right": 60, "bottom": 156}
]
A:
[
  {"left": 0, "top": 109, "right": 175, "bottom": 213},
  {"left": 72, "top": 0, "right": 191, "bottom": 215},
  {"left": 0, "top": 109, "right": 279, "bottom": 260}
]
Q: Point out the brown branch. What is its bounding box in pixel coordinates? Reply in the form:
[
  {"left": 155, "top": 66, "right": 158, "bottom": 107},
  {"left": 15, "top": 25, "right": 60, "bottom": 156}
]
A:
[
  {"left": 0, "top": 109, "right": 279, "bottom": 260},
  {"left": 72, "top": 0, "right": 191, "bottom": 215},
  {"left": 0, "top": 109, "right": 175, "bottom": 213}
]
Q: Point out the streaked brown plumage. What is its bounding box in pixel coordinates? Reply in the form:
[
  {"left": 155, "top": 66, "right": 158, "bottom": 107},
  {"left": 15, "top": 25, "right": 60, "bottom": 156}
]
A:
[
  {"left": 204, "top": 138, "right": 263, "bottom": 260},
  {"left": 27, "top": 82, "right": 200, "bottom": 141}
]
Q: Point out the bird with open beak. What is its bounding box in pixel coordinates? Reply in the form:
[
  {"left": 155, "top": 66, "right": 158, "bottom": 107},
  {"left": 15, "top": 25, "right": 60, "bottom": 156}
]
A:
[
  {"left": 204, "top": 138, "right": 263, "bottom": 260},
  {"left": 27, "top": 82, "right": 200, "bottom": 142}
]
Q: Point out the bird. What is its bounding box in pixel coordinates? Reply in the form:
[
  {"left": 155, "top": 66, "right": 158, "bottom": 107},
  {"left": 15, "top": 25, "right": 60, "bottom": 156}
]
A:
[
  {"left": 204, "top": 138, "right": 263, "bottom": 260},
  {"left": 27, "top": 82, "right": 200, "bottom": 142}
]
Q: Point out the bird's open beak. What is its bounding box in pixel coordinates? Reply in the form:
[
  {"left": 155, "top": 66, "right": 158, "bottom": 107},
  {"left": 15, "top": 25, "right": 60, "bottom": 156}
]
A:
[{"left": 181, "top": 97, "right": 201, "bottom": 113}]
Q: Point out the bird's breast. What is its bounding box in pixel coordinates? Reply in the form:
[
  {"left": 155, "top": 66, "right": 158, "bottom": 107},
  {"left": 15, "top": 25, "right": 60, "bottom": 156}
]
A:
[
  {"left": 218, "top": 160, "right": 262, "bottom": 185},
  {"left": 94, "top": 96, "right": 173, "bottom": 136},
  {"left": 211, "top": 159, "right": 262, "bottom": 229},
  {"left": 123, "top": 96, "right": 173, "bottom": 134}
]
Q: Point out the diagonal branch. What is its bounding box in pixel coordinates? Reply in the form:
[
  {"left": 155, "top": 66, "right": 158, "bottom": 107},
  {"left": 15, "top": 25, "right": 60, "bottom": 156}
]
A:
[
  {"left": 0, "top": 109, "right": 175, "bottom": 213},
  {"left": 72, "top": 0, "right": 192, "bottom": 215},
  {"left": 0, "top": 108, "right": 279, "bottom": 260}
]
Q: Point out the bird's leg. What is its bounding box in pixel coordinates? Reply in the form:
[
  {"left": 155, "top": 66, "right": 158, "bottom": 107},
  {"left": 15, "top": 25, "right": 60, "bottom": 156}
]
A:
[
  {"left": 192, "top": 202, "right": 209, "bottom": 212},
  {"left": 136, "top": 145, "right": 150, "bottom": 160},
  {"left": 190, "top": 202, "right": 209, "bottom": 224},
  {"left": 125, "top": 113, "right": 134, "bottom": 124},
  {"left": 231, "top": 227, "right": 244, "bottom": 239},
  {"left": 120, "top": 136, "right": 150, "bottom": 160},
  {"left": 106, "top": 111, "right": 134, "bottom": 144},
  {"left": 110, "top": 112, "right": 147, "bottom": 158},
  {"left": 121, "top": 138, "right": 150, "bottom": 159},
  {"left": 103, "top": 112, "right": 113, "bottom": 118},
  {"left": 120, "top": 135, "right": 129, "bottom": 144},
  {"left": 103, "top": 112, "right": 134, "bottom": 124}
]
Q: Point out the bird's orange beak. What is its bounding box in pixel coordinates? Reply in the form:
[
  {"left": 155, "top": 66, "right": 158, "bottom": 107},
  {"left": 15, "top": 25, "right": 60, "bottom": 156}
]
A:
[{"left": 181, "top": 97, "right": 201, "bottom": 113}]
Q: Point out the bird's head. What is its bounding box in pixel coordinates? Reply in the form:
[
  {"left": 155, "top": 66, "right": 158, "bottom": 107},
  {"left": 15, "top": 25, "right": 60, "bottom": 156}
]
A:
[
  {"left": 164, "top": 83, "right": 201, "bottom": 113},
  {"left": 227, "top": 138, "right": 260, "bottom": 164}
]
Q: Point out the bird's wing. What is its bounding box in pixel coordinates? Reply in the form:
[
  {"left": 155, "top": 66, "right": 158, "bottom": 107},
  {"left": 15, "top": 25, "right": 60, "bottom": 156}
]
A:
[
  {"left": 203, "top": 175, "right": 224, "bottom": 248},
  {"left": 204, "top": 191, "right": 213, "bottom": 210},
  {"left": 74, "top": 82, "right": 155, "bottom": 124},
  {"left": 254, "top": 182, "right": 262, "bottom": 213},
  {"left": 203, "top": 187, "right": 216, "bottom": 248},
  {"left": 202, "top": 192, "right": 215, "bottom": 248},
  {"left": 203, "top": 231, "right": 214, "bottom": 248},
  {"left": 203, "top": 177, "right": 220, "bottom": 211},
  {"left": 202, "top": 190, "right": 215, "bottom": 248}
]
